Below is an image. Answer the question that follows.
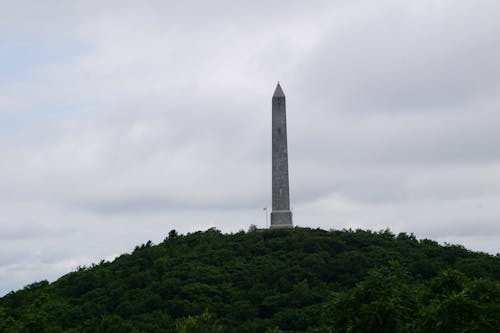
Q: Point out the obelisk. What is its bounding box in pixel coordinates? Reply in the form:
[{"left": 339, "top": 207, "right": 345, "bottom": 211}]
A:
[{"left": 270, "top": 82, "right": 293, "bottom": 228}]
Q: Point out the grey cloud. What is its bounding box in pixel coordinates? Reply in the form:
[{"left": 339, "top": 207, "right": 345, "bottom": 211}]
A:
[
  {"left": 431, "top": 218, "right": 500, "bottom": 238},
  {"left": 296, "top": 1, "right": 500, "bottom": 112},
  {"left": 1, "top": 0, "right": 500, "bottom": 295},
  {"left": 72, "top": 193, "right": 266, "bottom": 215},
  {"left": 0, "top": 223, "right": 66, "bottom": 241}
]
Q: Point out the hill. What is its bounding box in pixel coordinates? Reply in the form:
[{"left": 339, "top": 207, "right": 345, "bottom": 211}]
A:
[{"left": 1, "top": 227, "right": 499, "bottom": 332}]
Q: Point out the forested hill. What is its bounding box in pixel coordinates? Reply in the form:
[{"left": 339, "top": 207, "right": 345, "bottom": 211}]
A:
[{"left": 1, "top": 228, "right": 499, "bottom": 332}]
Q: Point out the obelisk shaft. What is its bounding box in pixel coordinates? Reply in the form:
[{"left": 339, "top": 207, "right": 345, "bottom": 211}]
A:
[{"left": 270, "top": 83, "right": 293, "bottom": 228}]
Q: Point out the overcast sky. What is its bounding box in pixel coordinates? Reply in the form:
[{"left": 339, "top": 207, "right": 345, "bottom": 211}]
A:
[{"left": 1, "top": 0, "right": 500, "bottom": 295}]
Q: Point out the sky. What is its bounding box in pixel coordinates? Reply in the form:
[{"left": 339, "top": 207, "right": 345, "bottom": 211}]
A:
[{"left": 1, "top": 0, "right": 500, "bottom": 295}]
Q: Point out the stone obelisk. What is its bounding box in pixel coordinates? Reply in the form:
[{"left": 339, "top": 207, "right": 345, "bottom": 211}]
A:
[{"left": 270, "top": 82, "right": 293, "bottom": 228}]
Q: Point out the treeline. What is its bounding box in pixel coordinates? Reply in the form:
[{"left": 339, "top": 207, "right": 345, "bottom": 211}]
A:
[{"left": 1, "top": 227, "right": 499, "bottom": 332}]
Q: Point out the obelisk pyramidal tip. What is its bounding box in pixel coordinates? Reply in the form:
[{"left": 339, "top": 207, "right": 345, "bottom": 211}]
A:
[
  {"left": 270, "top": 82, "right": 293, "bottom": 228},
  {"left": 273, "top": 82, "right": 285, "bottom": 98}
]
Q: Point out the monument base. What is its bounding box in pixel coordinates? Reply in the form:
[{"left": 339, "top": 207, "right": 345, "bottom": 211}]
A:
[{"left": 270, "top": 210, "right": 293, "bottom": 229}]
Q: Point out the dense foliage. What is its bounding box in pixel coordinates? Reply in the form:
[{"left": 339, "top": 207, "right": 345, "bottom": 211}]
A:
[{"left": 1, "top": 227, "right": 499, "bottom": 332}]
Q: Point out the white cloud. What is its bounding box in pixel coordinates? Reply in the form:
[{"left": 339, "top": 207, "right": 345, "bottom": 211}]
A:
[{"left": 0, "top": 96, "right": 25, "bottom": 114}]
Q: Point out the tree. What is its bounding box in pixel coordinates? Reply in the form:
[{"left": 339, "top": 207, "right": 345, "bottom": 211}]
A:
[
  {"left": 175, "top": 310, "right": 224, "bottom": 333},
  {"left": 321, "top": 262, "right": 418, "bottom": 333}
]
